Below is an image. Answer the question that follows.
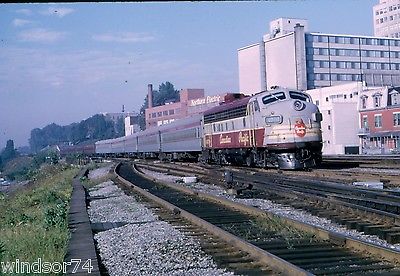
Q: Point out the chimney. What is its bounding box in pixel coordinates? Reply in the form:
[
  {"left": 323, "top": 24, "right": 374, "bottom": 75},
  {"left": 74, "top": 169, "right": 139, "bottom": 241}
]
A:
[{"left": 148, "top": 84, "right": 153, "bottom": 108}]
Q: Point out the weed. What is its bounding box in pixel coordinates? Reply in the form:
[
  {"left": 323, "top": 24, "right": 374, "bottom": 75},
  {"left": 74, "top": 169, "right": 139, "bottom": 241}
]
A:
[
  {"left": 0, "top": 164, "right": 78, "bottom": 264},
  {"left": 44, "top": 202, "right": 67, "bottom": 229}
]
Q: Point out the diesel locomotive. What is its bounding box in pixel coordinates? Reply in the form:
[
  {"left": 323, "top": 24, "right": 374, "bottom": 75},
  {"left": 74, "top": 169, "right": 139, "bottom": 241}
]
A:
[{"left": 95, "top": 87, "right": 323, "bottom": 169}]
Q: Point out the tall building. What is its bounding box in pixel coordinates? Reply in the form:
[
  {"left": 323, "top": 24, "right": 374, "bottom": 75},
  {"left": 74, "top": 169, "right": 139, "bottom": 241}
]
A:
[
  {"left": 238, "top": 18, "right": 400, "bottom": 94},
  {"left": 373, "top": 0, "right": 400, "bottom": 38}
]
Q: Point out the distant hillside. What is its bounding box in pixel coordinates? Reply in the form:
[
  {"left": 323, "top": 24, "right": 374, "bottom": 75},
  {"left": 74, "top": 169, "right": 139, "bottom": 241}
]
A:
[{"left": 29, "top": 114, "right": 124, "bottom": 152}]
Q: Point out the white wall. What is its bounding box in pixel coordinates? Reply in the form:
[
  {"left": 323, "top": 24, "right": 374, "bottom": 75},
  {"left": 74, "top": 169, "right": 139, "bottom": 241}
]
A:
[
  {"left": 265, "top": 33, "right": 297, "bottom": 90},
  {"left": 307, "top": 82, "right": 362, "bottom": 154},
  {"left": 238, "top": 43, "right": 263, "bottom": 95}
]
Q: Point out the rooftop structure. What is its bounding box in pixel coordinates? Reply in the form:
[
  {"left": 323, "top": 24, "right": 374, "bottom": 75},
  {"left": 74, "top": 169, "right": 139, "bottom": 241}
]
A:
[{"left": 238, "top": 18, "right": 400, "bottom": 94}]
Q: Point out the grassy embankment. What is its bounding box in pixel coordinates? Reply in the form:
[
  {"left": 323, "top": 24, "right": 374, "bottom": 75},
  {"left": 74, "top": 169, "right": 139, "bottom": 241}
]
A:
[{"left": 0, "top": 164, "right": 79, "bottom": 266}]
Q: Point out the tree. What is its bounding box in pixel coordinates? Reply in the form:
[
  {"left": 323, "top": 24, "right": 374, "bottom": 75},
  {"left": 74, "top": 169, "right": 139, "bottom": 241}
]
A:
[
  {"left": 115, "top": 117, "right": 125, "bottom": 136},
  {"left": 1, "top": 140, "right": 16, "bottom": 163},
  {"left": 29, "top": 114, "right": 122, "bottom": 152}
]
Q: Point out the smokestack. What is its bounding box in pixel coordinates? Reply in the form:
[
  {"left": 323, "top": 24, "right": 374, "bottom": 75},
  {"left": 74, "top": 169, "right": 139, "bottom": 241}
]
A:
[{"left": 148, "top": 84, "right": 153, "bottom": 108}]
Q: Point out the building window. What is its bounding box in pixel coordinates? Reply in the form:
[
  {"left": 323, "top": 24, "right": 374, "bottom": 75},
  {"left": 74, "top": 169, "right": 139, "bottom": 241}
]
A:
[
  {"left": 391, "top": 92, "right": 400, "bottom": 105},
  {"left": 328, "top": 125, "right": 331, "bottom": 130},
  {"left": 374, "top": 114, "right": 382, "bottom": 128},
  {"left": 152, "top": 112, "right": 156, "bottom": 118},
  {"left": 157, "top": 112, "right": 162, "bottom": 117},
  {"left": 326, "top": 97, "right": 329, "bottom": 102},
  {"left": 169, "top": 109, "right": 175, "bottom": 115},
  {"left": 163, "top": 111, "right": 168, "bottom": 116},
  {"left": 315, "top": 100, "right": 319, "bottom": 106},
  {"left": 394, "top": 113, "right": 400, "bottom": 126},
  {"left": 361, "top": 96, "right": 368, "bottom": 109},
  {"left": 373, "top": 93, "right": 382, "bottom": 107},
  {"left": 327, "top": 110, "right": 331, "bottom": 115},
  {"left": 362, "top": 116, "right": 368, "bottom": 128}
]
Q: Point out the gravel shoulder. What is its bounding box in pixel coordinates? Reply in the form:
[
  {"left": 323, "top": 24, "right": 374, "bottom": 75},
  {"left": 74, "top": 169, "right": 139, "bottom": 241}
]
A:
[{"left": 87, "top": 179, "right": 234, "bottom": 276}]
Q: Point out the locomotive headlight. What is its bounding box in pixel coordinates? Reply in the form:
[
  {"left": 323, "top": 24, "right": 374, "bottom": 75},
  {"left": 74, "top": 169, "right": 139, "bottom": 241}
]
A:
[
  {"left": 312, "top": 112, "right": 323, "bottom": 122},
  {"left": 293, "top": 100, "right": 305, "bottom": 111},
  {"left": 265, "top": 115, "right": 283, "bottom": 124}
]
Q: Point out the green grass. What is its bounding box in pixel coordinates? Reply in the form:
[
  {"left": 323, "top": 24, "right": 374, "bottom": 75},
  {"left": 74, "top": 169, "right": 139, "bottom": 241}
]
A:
[{"left": 0, "top": 164, "right": 79, "bottom": 267}]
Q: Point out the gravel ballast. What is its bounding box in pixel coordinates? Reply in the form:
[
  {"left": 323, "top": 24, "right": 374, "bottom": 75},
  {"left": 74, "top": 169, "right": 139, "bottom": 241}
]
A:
[
  {"left": 140, "top": 168, "right": 400, "bottom": 251},
  {"left": 88, "top": 179, "right": 234, "bottom": 276}
]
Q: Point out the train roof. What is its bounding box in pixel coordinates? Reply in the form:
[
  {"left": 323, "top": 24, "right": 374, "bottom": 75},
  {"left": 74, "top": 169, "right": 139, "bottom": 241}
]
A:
[{"left": 203, "top": 96, "right": 250, "bottom": 116}]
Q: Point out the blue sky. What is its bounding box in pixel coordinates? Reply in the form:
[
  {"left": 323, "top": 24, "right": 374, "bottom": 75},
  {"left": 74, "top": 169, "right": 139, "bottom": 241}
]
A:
[{"left": 0, "top": 1, "right": 377, "bottom": 147}]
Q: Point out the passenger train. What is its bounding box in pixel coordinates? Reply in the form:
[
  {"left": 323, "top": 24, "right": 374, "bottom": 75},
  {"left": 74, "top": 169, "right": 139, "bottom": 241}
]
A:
[{"left": 95, "top": 87, "right": 323, "bottom": 169}]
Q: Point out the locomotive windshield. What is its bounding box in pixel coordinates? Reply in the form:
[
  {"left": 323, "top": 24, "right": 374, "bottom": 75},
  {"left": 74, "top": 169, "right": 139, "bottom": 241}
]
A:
[
  {"left": 289, "top": 91, "right": 311, "bottom": 102},
  {"left": 262, "top": 92, "right": 286, "bottom": 105}
]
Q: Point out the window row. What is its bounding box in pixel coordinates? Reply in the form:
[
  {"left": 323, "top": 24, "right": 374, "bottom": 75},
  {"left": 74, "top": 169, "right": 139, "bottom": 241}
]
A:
[
  {"left": 364, "top": 113, "right": 400, "bottom": 128},
  {"left": 306, "top": 35, "right": 400, "bottom": 47},
  {"left": 149, "top": 109, "right": 175, "bottom": 119},
  {"left": 376, "top": 13, "right": 400, "bottom": 24},
  {"left": 308, "top": 60, "right": 400, "bottom": 70},
  {"left": 307, "top": 47, "right": 400, "bottom": 58},
  {"left": 309, "top": 73, "right": 362, "bottom": 82},
  {"left": 376, "top": 4, "right": 400, "bottom": 15}
]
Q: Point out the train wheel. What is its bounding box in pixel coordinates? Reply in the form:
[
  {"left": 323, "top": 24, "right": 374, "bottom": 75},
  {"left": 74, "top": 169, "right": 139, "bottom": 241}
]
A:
[{"left": 245, "top": 154, "right": 254, "bottom": 167}]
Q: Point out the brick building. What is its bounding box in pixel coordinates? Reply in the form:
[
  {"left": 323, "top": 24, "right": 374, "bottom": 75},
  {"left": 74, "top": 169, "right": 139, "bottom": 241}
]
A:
[{"left": 144, "top": 84, "right": 230, "bottom": 129}]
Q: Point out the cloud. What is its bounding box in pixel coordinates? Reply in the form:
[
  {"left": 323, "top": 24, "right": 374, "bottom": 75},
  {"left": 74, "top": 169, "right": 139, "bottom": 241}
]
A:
[
  {"left": 18, "top": 28, "right": 67, "bottom": 43},
  {"left": 16, "top": 9, "right": 33, "bottom": 16},
  {"left": 92, "top": 32, "right": 155, "bottom": 43},
  {"left": 12, "top": 18, "right": 34, "bottom": 27},
  {"left": 40, "top": 7, "right": 74, "bottom": 18}
]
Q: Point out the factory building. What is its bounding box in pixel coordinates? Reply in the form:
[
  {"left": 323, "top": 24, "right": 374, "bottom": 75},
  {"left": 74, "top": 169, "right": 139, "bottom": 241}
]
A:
[
  {"left": 145, "top": 84, "right": 230, "bottom": 129},
  {"left": 238, "top": 18, "right": 400, "bottom": 94}
]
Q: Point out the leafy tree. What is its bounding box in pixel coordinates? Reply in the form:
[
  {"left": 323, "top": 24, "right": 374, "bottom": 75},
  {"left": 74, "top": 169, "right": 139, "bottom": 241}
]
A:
[
  {"left": 1, "top": 140, "right": 16, "bottom": 164},
  {"left": 115, "top": 117, "right": 125, "bottom": 136},
  {"left": 29, "top": 114, "right": 123, "bottom": 152}
]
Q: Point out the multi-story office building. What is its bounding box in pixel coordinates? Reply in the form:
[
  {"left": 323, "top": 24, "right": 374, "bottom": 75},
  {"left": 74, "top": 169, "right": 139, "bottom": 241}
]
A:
[
  {"left": 373, "top": 0, "right": 400, "bottom": 38},
  {"left": 238, "top": 18, "right": 400, "bottom": 94}
]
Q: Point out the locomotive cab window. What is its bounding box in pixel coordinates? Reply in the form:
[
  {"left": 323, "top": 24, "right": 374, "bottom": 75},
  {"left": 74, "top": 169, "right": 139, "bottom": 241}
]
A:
[
  {"left": 262, "top": 92, "right": 286, "bottom": 105},
  {"left": 289, "top": 91, "right": 311, "bottom": 102}
]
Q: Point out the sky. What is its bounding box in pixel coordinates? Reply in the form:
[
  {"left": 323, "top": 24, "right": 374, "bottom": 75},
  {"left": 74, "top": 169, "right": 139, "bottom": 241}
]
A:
[{"left": 0, "top": 0, "right": 377, "bottom": 148}]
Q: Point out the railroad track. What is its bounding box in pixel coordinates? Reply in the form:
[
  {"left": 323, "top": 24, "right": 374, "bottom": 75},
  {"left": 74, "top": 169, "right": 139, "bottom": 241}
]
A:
[
  {"left": 116, "top": 162, "right": 400, "bottom": 275},
  {"left": 134, "top": 161, "right": 400, "bottom": 245}
]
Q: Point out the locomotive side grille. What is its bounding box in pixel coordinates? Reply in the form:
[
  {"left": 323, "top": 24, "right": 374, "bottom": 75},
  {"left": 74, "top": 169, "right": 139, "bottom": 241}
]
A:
[{"left": 204, "top": 105, "right": 247, "bottom": 124}]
